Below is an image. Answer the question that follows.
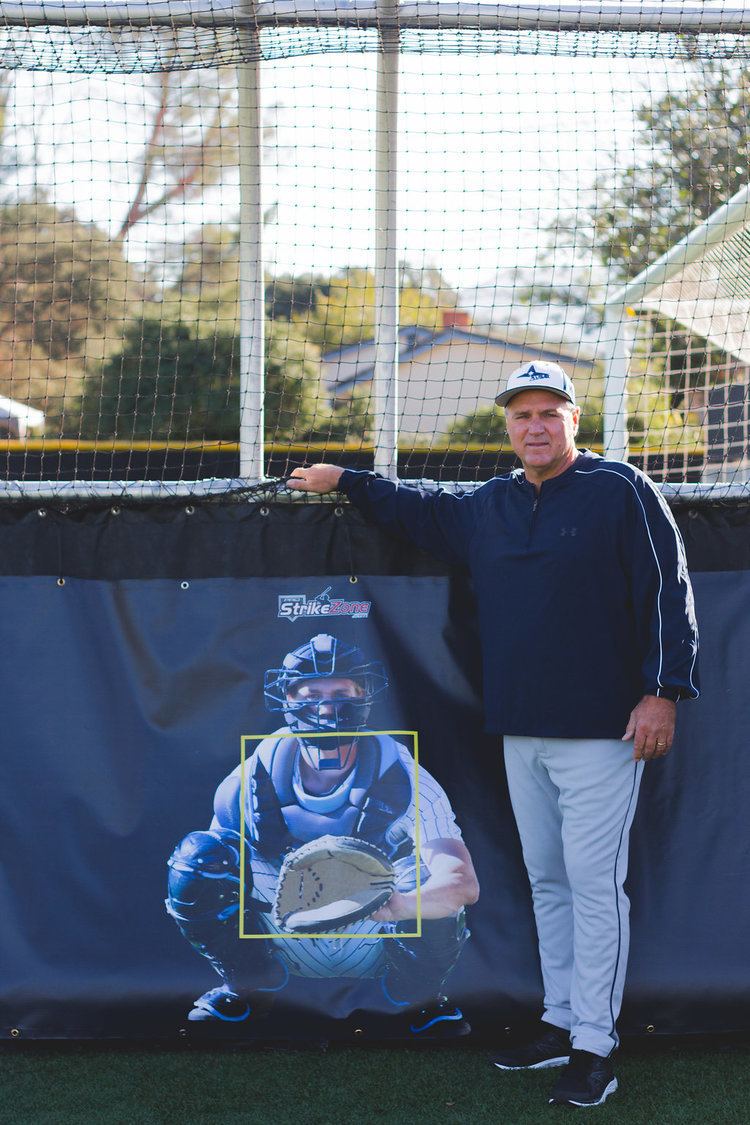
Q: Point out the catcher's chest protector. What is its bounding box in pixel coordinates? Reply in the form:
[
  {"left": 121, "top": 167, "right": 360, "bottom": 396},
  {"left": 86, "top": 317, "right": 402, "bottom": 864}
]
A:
[{"left": 250, "top": 735, "right": 412, "bottom": 859}]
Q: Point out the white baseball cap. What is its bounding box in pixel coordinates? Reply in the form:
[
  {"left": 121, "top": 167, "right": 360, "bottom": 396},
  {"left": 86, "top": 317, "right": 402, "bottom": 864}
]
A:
[{"left": 495, "top": 361, "right": 576, "bottom": 408}]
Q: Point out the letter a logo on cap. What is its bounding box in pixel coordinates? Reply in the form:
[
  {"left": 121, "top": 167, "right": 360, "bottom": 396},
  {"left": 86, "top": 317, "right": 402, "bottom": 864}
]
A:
[{"left": 495, "top": 360, "right": 577, "bottom": 407}]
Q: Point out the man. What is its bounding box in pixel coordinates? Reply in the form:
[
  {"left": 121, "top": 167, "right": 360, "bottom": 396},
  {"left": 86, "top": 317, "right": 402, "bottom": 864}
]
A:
[
  {"left": 288, "top": 360, "right": 699, "bottom": 1107},
  {"left": 166, "top": 631, "right": 479, "bottom": 1036}
]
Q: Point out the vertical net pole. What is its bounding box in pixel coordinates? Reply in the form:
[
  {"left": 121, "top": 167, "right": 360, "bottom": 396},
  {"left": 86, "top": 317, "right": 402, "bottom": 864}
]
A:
[
  {"left": 237, "top": 8, "right": 265, "bottom": 481},
  {"left": 602, "top": 304, "right": 632, "bottom": 463},
  {"left": 373, "top": 0, "right": 400, "bottom": 480}
]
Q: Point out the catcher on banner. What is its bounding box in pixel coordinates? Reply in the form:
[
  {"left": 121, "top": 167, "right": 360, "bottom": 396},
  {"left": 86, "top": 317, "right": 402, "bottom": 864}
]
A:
[{"left": 166, "top": 631, "right": 480, "bottom": 1035}]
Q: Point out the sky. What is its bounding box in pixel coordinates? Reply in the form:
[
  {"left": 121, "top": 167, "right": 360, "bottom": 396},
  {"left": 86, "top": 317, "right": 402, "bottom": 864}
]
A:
[{"left": 9, "top": 53, "right": 653, "bottom": 283}]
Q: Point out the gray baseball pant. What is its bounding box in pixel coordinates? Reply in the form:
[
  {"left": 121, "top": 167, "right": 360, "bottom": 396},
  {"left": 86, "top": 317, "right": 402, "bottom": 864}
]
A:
[{"left": 504, "top": 735, "right": 644, "bottom": 1058}]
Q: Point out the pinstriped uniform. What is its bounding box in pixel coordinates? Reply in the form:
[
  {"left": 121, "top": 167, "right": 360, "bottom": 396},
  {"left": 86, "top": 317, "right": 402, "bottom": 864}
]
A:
[{"left": 245, "top": 739, "right": 463, "bottom": 980}]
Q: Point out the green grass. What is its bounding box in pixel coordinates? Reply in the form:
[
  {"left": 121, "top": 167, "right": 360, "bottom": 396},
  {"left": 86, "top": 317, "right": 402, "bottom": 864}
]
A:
[{"left": 2, "top": 1038, "right": 749, "bottom": 1125}]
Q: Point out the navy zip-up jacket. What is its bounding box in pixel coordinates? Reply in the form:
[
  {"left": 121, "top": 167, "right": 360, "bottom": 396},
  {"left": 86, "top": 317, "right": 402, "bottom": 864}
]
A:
[{"left": 339, "top": 450, "right": 699, "bottom": 739}]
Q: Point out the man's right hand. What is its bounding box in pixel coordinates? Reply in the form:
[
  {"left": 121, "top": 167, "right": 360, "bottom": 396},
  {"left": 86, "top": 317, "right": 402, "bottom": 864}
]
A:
[{"left": 287, "top": 464, "right": 345, "bottom": 494}]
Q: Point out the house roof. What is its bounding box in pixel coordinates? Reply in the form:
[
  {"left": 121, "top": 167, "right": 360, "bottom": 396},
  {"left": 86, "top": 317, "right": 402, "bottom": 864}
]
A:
[
  {"left": 606, "top": 181, "right": 750, "bottom": 365},
  {"left": 0, "top": 396, "right": 44, "bottom": 426},
  {"left": 323, "top": 325, "right": 595, "bottom": 395}
]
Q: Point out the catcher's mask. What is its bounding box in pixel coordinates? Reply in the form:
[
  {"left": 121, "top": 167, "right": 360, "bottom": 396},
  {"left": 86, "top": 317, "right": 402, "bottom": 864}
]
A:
[{"left": 264, "top": 633, "right": 388, "bottom": 770}]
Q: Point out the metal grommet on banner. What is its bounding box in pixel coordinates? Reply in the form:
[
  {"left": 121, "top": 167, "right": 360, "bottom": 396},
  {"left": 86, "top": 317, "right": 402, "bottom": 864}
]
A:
[
  {"left": 178, "top": 1028, "right": 188, "bottom": 1039},
  {"left": 337, "top": 499, "right": 358, "bottom": 578},
  {"left": 646, "top": 1024, "right": 655, "bottom": 1033},
  {"left": 10, "top": 1028, "right": 20, "bottom": 1038},
  {"left": 353, "top": 1027, "right": 364, "bottom": 1036},
  {"left": 57, "top": 577, "right": 66, "bottom": 588},
  {"left": 111, "top": 506, "right": 120, "bottom": 517},
  {"left": 180, "top": 581, "right": 190, "bottom": 591},
  {"left": 259, "top": 506, "right": 269, "bottom": 517},
  {"left": 37, "top": 508, "right": 47, "bottom": 518},
  {"left": 185, "top": 505, "right": 195, "bottom": 516}
]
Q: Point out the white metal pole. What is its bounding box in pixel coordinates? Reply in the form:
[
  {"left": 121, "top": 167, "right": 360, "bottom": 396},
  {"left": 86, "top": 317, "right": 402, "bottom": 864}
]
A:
[
  {"left": 602, "top": 303, "right": 632, "bottom": 462},
  {"left": 372, "top": 0, "right": 400, "bottom": 480},
  {"left": 237, "top": 8, "right": 264, "bottom": 481}
]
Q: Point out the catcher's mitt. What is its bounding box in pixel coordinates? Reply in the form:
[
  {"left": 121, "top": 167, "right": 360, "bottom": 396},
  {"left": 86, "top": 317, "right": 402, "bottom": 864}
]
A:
[{"left": 272, "top": 835, "right": 396, "bottom": 933}]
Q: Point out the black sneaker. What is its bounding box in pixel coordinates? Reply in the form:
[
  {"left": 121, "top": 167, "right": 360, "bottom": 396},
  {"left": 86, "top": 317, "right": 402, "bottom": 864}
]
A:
[
  {"left": 491, "top": 1023, "right": 570, "bottom": 1070},
  {"left": 408, "top": 996, "right": 471, "bottom": 1039},
  {"left": 548, "top": 1049, "right": 618, "bottom": 1107}
]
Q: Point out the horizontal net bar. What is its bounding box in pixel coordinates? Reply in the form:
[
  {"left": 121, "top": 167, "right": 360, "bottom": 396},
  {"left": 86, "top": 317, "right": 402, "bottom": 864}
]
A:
[{"left": 2, "top": 7, "right": 750, "bottom": 73}]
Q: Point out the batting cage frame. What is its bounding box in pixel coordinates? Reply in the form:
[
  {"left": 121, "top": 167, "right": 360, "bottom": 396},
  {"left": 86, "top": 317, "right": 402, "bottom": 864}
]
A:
[
  {"left": 4, "top": 3, "right": 750, "bottom": 1047},
  {"left": 0, "top": 2, "right": 749, "bottom": 502}
]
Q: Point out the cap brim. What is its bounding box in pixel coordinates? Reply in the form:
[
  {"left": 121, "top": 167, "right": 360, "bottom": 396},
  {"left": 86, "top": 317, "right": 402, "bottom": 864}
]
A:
[{"left": 495, "top": 386, "right": 574, "bottom": 408}]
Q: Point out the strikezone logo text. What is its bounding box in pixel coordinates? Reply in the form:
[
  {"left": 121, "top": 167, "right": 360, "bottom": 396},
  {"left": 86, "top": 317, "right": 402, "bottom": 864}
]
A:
[{"left": 278, "top": 586, "right": 372, "bottom": 623}]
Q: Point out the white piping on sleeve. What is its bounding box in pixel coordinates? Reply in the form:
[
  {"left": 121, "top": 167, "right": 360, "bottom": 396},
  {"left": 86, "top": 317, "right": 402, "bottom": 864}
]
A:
[{"left": 575, "top": 465, "right": 699, "bottom": 699}]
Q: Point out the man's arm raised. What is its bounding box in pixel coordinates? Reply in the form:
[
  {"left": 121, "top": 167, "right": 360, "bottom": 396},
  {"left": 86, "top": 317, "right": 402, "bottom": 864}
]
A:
[
  {"left": 288, "top": 462, "right": 477, "bottom": 567},
  {"left": 288, "top": 464, "right": 345, "bottom": 494}
]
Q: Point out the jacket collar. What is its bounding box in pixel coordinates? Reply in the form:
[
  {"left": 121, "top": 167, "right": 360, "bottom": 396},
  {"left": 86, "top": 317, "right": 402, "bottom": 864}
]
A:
[{"left": 513, "top": 449, "right": 598, "bottom": 493}]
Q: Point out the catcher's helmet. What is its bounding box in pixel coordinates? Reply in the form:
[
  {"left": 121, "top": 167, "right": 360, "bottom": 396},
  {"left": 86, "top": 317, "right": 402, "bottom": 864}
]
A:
[{"left": 264, "top": 633, "right": 387, "bottom": 766}]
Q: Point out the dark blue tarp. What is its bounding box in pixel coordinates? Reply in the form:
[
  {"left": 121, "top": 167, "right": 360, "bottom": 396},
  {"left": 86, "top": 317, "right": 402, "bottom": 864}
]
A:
[{"left": 0, "top": 500, "right": 747, "bottom": 1040}]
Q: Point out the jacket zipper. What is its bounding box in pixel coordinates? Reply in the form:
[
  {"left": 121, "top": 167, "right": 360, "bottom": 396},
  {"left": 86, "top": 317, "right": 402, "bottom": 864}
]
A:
[{"left": 528, "top": 493, "right": 540, "bottom": 547}]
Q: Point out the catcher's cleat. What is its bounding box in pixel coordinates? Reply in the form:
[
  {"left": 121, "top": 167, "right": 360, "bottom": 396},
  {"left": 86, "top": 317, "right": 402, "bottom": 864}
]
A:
[
  {"left": 187, "top": 986, "right": 252, "bottom": 1023},
  {"left": 408, "top": 996, "right": 471, "bottom": 1039},
  {"left": 188, "top": 986, "right": 250, "bottom": 1023}
]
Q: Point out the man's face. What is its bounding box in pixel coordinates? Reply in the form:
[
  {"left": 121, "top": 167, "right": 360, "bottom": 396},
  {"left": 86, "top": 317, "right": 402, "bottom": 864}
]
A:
[
  {"left": 286, "top": 676, "right": 365, "bottom": 769},
  {"left": 504, "top": 389, "right": 580, "bottom": 481}
]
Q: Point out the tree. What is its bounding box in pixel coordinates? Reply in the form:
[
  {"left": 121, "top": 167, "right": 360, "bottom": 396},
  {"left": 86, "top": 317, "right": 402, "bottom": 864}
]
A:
[
  {"left": 303, "top": 267, "right": 447, "bottom": 353},
  {"left": 165, "top": 233, "right": 334, "bottom": 330},
  {"left": 447, "top": 406, "right": 507, "bottom": 447},
  {"left": 541, "top": 63, "right": 750, "bottom": 447},
  {"left": 569, "top": 62, "right": 750, "bottom": 279},
  {"left": 170, "top": 243, "right": 452, "bottom": 350},
  {"left": 0, "top": 201, "right": 145, "bottom": 429},
  {"left": 115, "top": 71, "right": 239, "bottom": 242},
  {"left": 265, "top": 273, "right": 332, "bottom": 323},
  {"left": 115, "top": 76, "right": 284, "bottom": 243},
  {"left": 0, "top": 74, "right": 149, "bottom": 431},
  {"left": 78, "top": 316, "right": 320, "bottom": 443},
  {"left": 301, "top": 388, "right": 373, "bottom": 446}
]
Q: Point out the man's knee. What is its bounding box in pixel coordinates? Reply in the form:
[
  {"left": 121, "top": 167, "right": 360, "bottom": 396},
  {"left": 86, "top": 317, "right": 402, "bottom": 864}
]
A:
[{"left": 562, "top": 847, "right": 624, "bottom": 899}]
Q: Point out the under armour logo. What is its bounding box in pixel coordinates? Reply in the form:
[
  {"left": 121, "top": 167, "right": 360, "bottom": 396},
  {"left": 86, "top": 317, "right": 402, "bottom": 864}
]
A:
[
  {"left": 560, "top": 527, "right": 578, "bottom": 536},
  {"left": 526, "top": 364, "right": 550, "bottom": 381}
]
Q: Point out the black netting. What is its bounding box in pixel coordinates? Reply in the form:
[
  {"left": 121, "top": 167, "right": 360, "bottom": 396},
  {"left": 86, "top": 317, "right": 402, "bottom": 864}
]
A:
[
  {"left": 5, "top": 23, "right": 750, "bottom": 75},
  {"left": 0, "top": 4, "right": 748, "bottom": 498}
]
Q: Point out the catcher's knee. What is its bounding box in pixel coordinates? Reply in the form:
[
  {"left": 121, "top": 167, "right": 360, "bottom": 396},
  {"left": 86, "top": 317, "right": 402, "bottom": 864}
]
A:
[
  {"left": 396, "top": 910, "right": 468, "bottom": 961},
  {"left": 383, "top": 911, "right": 469, "bottom": 1003},
  {"left": 166, "top": 829, "right": 244, "bottom": 931}
]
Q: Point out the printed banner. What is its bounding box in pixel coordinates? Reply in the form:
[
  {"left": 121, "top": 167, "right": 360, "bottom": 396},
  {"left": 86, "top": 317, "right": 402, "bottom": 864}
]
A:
[{"left": 0, "top": 503, "right": 748, "bottom": 1040}]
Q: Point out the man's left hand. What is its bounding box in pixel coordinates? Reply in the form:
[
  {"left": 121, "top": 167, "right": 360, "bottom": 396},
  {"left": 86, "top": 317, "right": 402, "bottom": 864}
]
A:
[{"left": 622, "top": 695, "right": 676, "bottom": 761}]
